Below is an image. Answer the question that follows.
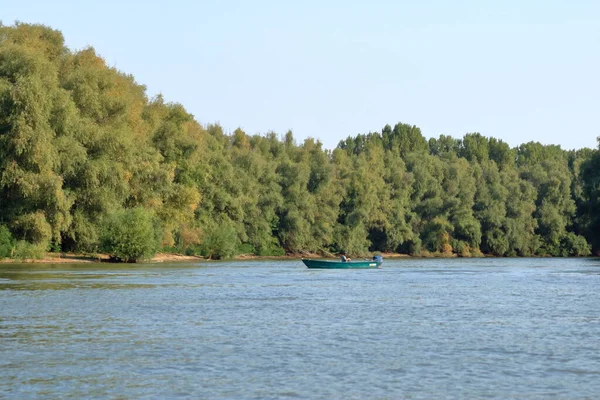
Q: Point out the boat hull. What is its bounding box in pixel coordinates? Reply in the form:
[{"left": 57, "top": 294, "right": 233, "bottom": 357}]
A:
[{"left": 302, "top": 259, "right": 381, "bottom": 269}]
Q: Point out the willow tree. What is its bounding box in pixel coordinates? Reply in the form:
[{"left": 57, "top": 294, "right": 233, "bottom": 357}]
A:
[
  {"left": 501, "top": 165, "right": 539, "bottom": 256},
  {"left": 144, "top": 98, "right": 202, "bottom": 247},
  {"left": 473, "top": 160, "right": 509, "bottom": 255},
  {"left": 579, "top": 140, "right": 600, "bottom": 254},
  {"left": 442, "top": 155, "right": 481, "bottom": 255},
  {"left": 377, "top": 148, "right": 414, "bottom": 252},
  {"left": 0, "top": 23, "right": 72, "bottom": 249},
  {"left": 275, "top": 141, "right": 319, "bottom": 253},
  {"left": 59, "top": 46, "right": 166, "bottom": 251},
  {"left": 231, "top": 129, "right": 283, "bottom": 255},
  {"left": 517, "top": 142, "right": 583, "bottom": 255},
  {"left": 404, "top": 152, "right": 447, "bottom": 253},
  {"left": 303, "top": 138, "right": 341, "bottom": 251}
]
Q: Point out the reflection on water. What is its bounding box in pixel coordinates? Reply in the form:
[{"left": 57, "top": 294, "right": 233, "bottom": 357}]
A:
[{"left": 1, "top": 258, "right": 600, "bottom": 399}]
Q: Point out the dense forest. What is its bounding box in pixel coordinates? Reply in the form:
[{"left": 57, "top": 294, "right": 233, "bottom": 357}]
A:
[{"left": 0, "top": 23, "right": 599, "bottom": 261}]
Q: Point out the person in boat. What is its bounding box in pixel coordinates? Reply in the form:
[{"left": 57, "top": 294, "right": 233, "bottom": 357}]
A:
[{"left": 340, "top": 252, "right": 351, "bottom": 262}]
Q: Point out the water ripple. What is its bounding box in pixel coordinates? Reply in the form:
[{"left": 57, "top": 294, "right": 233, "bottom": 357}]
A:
[{"left": 1, "top": 258, "right": 600, "bottom": 399}]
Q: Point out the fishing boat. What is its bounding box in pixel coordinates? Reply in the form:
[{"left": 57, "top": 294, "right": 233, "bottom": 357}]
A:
[{"left": 302, "top": 256, "right": 383, "bottom": 269}]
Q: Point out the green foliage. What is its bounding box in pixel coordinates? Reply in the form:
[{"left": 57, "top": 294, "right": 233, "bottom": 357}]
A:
[
  {"left": 12, "top": 212, "right": 52, "bottom": 247},
  {"left": 429, "top": 135, "right": 460, "bottom": 156},
  {"left": 237, "top": 243, "right": 254, "bottom": 255},
  {"left": 560, "top": 233, "right": 591, "bottom": 257},
  {"left": 459, "top": 133, "right": 489, "bottom": 163},
  {"left": 0, "top": 226, "right": 15, "bottom": 258},
  {"left": 422, "top": 217, "right": 454, "bottom": 253},
  {"left": 257, "top": 246, "right": 286, "bottom": 257},
  {"left": 100, "top": 208, "right": 159, "bottom": 262},
  {"left": 200, "top": 223, "right": 240, "bottom": 260},
  {"left": 13, "top": 241, "right": 46, "bottom": 260},
  {"left": 579, "top": 145, "right": 600, "bottom": 254},
  {"left": 0, "top": 22, "right": 596, "bottom": 260},
  {"left": 238, "top": 242, "right": 286, "bottom": 257},
  {"left": 65, "top": 211, "right": 100, "bottom": 253}
]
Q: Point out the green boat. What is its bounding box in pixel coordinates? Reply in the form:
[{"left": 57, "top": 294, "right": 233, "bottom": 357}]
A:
[{"left": 302, "top": 257, "right": 382, "bottom": 269}]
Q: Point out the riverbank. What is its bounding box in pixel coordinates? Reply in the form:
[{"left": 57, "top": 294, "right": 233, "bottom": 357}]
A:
[
  {"left": 0, "top": 251, "right": 416, "bottom": 264},
  {"left": 0, "top": 252, "right": 205, "bottom": 264}
]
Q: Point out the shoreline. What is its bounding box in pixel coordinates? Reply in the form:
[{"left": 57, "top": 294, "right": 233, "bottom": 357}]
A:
[
  {"left": 0, "top": 251, "right": 415, "bottom": 264},
  {"left": 2, "top": 251, "right": 586, "bottom": 264}
]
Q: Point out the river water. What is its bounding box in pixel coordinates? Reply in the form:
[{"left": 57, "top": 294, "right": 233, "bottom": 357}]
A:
[{"left": 1, "top": 258, "right": 600, "bottom": 399}]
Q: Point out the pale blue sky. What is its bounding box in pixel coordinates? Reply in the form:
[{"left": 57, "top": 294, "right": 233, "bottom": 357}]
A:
[{"left": 3, "top": 0, "right": 599, "bottom": 150}]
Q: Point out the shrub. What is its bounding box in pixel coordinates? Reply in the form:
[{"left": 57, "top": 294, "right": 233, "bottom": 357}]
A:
[
  {"left": 101, "top": 208, "right": 159, "bottom": 262},
  {"left": 453, "top": 240, "right": 471, "bottom": 257},
  {"left": 13, "top": 241, "right": 46, "bottom": 261},
  {"left": 237, "top": 243, "right": 255, "bottom": 255},
  {"left": 13, "top": 211, "right": 52, "bottom": 247},
  {"left": 0, "top": 226, "right": 15, "bottom": 258},
  {"left": 252, "top": 234, "right": 286, "bottom": 257},
  {"left": 561, "top": 233, "right": 592, "bottom": 257},
  {"left": 67, "top": 211, "right": 100, "bottom": 253},
  {"left": 200, "top": 223, "right": 239, "bottom": 259},
  {"left": 423, "top": 217, "right": 453, "bottom": 253},
  {"left": 257, "top": 245, "right": 286, "bottom": 257}
]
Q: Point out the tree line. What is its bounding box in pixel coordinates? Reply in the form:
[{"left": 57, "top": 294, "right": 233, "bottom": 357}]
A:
[{"left": 0, "top": 23, "right": 598, "bottom": 261}]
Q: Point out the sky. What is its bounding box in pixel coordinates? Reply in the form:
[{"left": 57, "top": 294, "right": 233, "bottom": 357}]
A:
[{"left": 3, "top": 0, "right": 600, "bottom": 150}]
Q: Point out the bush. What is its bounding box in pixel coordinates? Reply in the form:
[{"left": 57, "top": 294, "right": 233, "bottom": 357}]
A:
[
  {"left": 257, "top": 245, "right": 286, "bottom": 257},
  {"left": 0, "top": 226, "right": 15, "bottom": 258},
  {"left": 13, "top": 211, "right": 52, "bottom": 247},
  {"left": 250, "top": 234, "right": 286, "bottom": 256},
  {"left": 561, "top": 233, "right": 592, "bottom": 257},
  {"left": 200, "top": 223, "right": 239, "bottom": 259},
  {"left": 67, "top": 211, "right": 100, "bottom": 253},
  {"left": 423, "top": 217, "right": 453, "bottom": 253},
  {"left": 13, "top": 241, "right": 46, "bottom": 261},
  {"left": 453, "top": 240, "right": 471, "bottom": 257},
  {"left": 101, "top": 208, "right": 159, "bottom": 262},
  {"left": 410, "top": 239, "right": 422, "bottom": 256},
  {"left": 237, "top": 243, "right": 255, "bottom": 255}
]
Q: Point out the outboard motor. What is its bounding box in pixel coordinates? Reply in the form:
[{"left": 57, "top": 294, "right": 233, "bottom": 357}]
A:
[{"left": 373, "top": 255, "right": 383, "bottom": 263}]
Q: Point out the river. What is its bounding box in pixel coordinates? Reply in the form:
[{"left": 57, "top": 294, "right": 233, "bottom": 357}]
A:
[{"left": 2, "top": 258, "right": 600, "bottom": 399}]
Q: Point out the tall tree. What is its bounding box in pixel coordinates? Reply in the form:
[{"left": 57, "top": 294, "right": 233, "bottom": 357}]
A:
[{"left": 0, "top": 23, "right": 72, "bottom": 248}]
